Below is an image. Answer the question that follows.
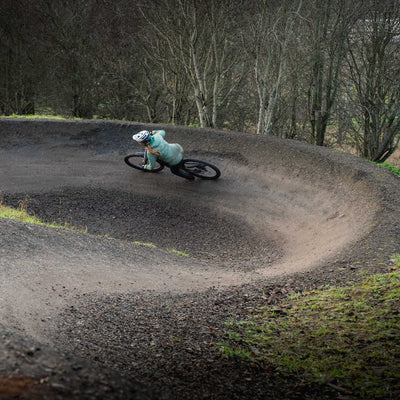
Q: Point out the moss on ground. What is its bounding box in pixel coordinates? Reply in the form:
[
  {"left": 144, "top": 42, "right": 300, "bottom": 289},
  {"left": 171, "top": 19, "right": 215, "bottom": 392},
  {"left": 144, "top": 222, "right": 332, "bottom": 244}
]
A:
[{"left": 220, "top": 262, "right": 400, "bottom": 399}]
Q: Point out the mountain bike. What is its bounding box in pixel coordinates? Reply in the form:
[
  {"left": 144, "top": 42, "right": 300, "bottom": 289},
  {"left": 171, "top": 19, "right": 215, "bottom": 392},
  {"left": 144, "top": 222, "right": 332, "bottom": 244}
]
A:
[{"left": 124, "top": 150, "right": 221, "bottom": 180}]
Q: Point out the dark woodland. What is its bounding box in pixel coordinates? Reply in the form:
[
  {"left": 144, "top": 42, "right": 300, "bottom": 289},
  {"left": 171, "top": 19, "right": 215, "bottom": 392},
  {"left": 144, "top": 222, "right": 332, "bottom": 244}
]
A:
[{"left": 1, "top": 0, "right": 400, "bottom": 161}]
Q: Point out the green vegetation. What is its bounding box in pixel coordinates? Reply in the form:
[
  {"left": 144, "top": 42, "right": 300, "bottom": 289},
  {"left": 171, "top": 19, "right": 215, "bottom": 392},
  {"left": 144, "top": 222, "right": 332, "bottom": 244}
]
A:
[
  {"left": 219, "top": 260, "right": 400, "bottom": 399},
  {"left": 169, "top": 249, "right": 190, "bottom": 257},
  {"left": 0, "top": 202, "right": 190, "bottom": 256},
  {"left": 378, "top": 162, "right": 400, "bottom": 178},
  {"left": 134, "top": 241, "right": 157, "bottom": 248},
  {"left": 0, "top": 200, "right": 86, "bottom": 232},
  {"left": 134, "top": 241, "right": 190, "bottom": 257},
  {"left": 1, "top": 114, "right": 80, "bottom": 120}
]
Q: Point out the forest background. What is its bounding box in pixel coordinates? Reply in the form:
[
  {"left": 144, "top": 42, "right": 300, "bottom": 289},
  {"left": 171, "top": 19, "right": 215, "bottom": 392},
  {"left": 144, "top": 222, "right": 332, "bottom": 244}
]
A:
[{"left": 1, "top": 0, "right": 400, "bottom": 163}]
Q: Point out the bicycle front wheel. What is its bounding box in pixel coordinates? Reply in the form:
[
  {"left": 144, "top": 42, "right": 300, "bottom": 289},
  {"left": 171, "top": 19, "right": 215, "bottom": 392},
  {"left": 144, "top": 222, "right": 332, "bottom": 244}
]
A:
[
  {"left": 182, "top": 159, "right": 221, "bottom": 180},
  {"left": 124, "top": 153, "right": 164, "bottom": 172}
]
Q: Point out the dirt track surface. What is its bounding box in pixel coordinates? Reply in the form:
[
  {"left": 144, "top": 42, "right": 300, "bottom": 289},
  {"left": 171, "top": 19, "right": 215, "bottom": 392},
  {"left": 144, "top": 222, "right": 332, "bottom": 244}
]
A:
[{"left": 1, "top": 118, "right": 399, "bottom": 399}]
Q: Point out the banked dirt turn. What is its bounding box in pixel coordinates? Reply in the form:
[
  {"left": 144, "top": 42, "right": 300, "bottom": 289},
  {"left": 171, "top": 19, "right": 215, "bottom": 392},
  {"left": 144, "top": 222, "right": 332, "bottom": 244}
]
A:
[{"left": 0, "top": 119, "right": 399, "bottom": 398}]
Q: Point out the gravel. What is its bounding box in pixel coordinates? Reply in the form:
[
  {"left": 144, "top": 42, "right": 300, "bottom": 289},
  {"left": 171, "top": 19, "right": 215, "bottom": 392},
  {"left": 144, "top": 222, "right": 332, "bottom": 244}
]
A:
[{"left": 1, "top": 118, "right": 400, "bottom": 399}]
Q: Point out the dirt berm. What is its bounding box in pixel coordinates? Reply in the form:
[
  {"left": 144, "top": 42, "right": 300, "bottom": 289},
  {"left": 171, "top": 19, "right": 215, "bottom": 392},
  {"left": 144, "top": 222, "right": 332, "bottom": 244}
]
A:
[{"left": 0, "top": 118, "right": 399, "bottom": 399}]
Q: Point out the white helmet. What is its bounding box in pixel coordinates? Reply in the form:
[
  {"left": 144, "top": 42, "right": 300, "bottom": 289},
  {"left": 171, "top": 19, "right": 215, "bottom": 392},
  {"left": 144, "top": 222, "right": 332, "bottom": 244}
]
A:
[{"left": 132, "top": 130, "right": 151, "bottom": 143}]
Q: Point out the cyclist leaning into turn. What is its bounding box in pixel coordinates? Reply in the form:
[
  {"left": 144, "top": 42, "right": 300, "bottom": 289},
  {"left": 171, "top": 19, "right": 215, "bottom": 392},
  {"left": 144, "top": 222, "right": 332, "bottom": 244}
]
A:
[{"left": 132, "top": 129, "right": 195, "bottom": 180}]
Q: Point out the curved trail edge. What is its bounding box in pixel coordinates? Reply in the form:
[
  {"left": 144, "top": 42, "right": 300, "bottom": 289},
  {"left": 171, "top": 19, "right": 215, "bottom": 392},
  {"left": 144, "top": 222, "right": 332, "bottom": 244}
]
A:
[{"left": 0, "top": 119, "right": 399, "bottom": 399}]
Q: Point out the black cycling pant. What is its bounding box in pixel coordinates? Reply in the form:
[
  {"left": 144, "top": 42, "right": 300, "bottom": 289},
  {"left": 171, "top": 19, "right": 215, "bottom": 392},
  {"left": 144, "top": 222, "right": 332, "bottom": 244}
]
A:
[{"left": 170, "top": 161, "right": 195, "bottom": 180}]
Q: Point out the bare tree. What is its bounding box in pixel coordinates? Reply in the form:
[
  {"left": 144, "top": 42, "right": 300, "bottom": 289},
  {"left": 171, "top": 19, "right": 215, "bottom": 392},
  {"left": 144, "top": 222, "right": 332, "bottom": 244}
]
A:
[
  {"left": 249, "top": 0, "right": 279, "bottom": 135},
  {"left": 246, "top": 0, "right": 302, "bottom": 135},
  {"left": 136, "top": 15, "right": 194, "bottom": 124},
  {"left": 346, "top": 0, "right": 400, "bottom": 161},
  {"left": 138, "top": 0, "right": 245, "bottom": 128},
  {"left": 37, "top": 0, "right": 109, "bottom": 118},
  {"left": 264, "top": 0, "right": 302, "bottom": 135},
  {"left": 304, "top": 0, "right": 354, "bottom": 146},
  {"left": 4, "top": 0, "right": 400, "bottom": 165},
  {"left": 0, "top": 0, "right": 38, "bottom": 115}
]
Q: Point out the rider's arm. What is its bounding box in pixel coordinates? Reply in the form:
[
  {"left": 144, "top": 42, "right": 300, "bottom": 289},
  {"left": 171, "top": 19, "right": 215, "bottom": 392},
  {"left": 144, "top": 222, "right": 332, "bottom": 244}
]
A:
[
  {"left": 151, "top": 130, "right": 165, "bottom": 138},
  {"left": 144, "top": 134, "right": 163, "bottom": 170},
  {"left": 144, "top": 151, "right": 158, "bottom": 170}
]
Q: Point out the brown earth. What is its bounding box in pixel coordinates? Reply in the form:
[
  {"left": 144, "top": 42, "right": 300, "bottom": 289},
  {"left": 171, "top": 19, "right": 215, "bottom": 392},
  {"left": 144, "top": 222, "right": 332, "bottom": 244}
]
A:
[{"left": 0, "top": 118, "right": 399, "bottom": 399}]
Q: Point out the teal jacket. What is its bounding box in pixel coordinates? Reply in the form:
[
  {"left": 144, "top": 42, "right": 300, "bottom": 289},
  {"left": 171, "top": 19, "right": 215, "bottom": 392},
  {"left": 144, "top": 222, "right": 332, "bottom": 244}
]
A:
[{"left": 147, "top": 130, "right": 183, "bottom": 168}]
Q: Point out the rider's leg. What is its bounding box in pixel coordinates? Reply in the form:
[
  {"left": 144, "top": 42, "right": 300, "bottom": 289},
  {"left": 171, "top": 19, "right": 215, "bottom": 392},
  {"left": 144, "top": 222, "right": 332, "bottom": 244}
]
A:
[{"left": 170, "top": 162, "right": 195, "bottom": 180}]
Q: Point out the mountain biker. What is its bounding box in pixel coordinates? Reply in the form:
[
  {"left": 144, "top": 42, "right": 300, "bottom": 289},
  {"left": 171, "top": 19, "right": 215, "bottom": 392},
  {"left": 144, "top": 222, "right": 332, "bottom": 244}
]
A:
[{"left": 132, "top": 129, "right": 195, "bottom": 180}]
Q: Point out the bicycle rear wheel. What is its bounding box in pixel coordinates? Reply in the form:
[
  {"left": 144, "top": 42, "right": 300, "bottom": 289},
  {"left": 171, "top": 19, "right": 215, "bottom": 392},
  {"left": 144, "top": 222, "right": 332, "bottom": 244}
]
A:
[
  {"left": 182, "top": 159, "right": 221, "bottom": 180},
  {"left": 124, "top": 153, "right": 164, "bottom": 172}
]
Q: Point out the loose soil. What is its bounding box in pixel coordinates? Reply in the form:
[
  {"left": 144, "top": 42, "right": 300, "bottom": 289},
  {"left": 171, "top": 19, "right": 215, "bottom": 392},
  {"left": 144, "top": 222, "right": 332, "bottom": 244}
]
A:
[{"left": 0, "top": 119, "right": 399, "bottom": 399}]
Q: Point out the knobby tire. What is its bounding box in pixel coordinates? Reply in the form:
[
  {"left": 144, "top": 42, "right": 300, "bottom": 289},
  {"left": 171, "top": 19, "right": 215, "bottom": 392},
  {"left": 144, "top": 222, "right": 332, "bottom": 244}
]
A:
[{"left": 182, "top": 159, "right": 221, "bottom": 180}]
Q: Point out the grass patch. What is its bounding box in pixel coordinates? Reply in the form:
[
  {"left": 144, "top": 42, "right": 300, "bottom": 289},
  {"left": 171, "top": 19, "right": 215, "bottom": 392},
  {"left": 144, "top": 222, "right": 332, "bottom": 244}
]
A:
[
  {"left": 134, "top": 241, "right": 157, "bottom": 248},
  {"left": 219, "top": 263, "right": 400, "bottom": 399},
  {"left": 1, "top": 201, "right": 190, "bottom": 256},
  {"left": 134, "top": 242, "right": 190, "bottom": 256},
  {"left": 1, "top": 114, "right": 81, "bottom": 120},
  {"left": 168, "top": 248, "right": 190, "bottom": 257},
  {"left": 0, "top": 200, "right": 86, "bottom": 232},
  {"left": 376, "top": 162, "right": 400, "bottom": 178}
]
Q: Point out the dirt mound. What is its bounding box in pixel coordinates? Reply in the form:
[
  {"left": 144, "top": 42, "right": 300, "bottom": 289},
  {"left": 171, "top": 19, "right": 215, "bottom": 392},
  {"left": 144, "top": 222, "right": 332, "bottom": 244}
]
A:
[{"left": 1, "top": 118, "right": 399, "bottom": 399}]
